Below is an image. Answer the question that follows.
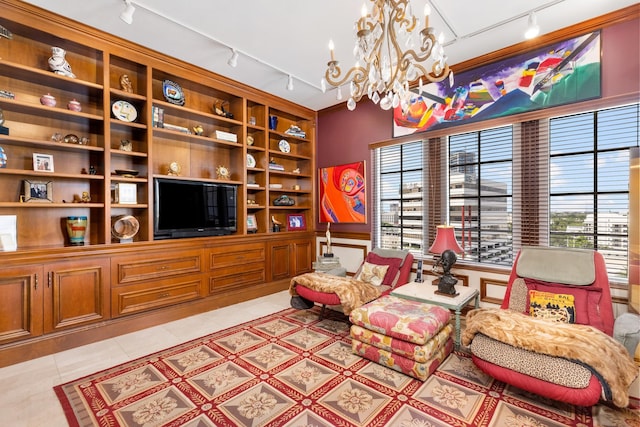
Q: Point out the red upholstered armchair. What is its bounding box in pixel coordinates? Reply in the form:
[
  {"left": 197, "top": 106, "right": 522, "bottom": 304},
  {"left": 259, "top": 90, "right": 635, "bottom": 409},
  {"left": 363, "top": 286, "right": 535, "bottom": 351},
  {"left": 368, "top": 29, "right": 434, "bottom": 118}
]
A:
[
  {"left": 463, "top": 246, "right": 638, "bottom": 408},
  {"left": 293, "top": 248, "right": 414, "bottom": 318}
]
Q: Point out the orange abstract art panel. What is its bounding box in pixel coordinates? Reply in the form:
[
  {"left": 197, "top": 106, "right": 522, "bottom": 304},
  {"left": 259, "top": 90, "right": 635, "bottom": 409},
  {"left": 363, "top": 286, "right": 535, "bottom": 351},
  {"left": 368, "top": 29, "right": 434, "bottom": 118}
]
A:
[{"left": 319, "top": 161, "right": 366, "bottom": 223}]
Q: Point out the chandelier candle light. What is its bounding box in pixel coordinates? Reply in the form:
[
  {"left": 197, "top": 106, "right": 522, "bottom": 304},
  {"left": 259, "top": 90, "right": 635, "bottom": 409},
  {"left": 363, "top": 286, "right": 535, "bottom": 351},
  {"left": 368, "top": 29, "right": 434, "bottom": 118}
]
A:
[{"left": 324, "top": 0, "right": 452, "bottom": 111}]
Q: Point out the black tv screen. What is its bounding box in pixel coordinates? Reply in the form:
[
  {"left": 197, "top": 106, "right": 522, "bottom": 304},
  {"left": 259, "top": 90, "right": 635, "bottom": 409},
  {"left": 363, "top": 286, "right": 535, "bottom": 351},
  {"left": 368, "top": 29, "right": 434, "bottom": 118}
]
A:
[{"left": 154, "top": 177, "right": 237, "bottom": 239}]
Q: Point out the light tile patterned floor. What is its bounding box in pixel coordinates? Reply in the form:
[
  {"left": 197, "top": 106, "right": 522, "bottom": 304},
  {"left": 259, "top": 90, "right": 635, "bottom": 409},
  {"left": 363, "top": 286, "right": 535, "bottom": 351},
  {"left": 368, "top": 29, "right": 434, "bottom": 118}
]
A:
[{"left": 0, "top": 290, "right": 291, "bottom": 427}]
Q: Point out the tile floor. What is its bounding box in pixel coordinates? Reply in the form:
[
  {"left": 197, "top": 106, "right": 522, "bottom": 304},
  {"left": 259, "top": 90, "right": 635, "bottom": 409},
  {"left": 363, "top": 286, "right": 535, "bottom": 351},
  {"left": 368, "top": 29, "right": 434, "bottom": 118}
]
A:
[{"left": 0, "top": 290, "right": 291, "bottom": 427}]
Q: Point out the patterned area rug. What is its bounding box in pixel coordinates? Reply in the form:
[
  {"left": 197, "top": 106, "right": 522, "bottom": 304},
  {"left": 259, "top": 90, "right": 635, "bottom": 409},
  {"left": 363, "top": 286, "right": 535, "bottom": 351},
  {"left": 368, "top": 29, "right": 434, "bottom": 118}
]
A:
[{"left": 55, "top": 307, "right": 639, "bottom": 427}]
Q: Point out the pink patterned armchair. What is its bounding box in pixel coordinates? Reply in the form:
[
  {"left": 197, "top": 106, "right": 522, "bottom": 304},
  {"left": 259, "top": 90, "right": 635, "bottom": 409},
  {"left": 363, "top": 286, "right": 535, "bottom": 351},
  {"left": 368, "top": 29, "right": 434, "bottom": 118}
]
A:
[{"left": 291, "top": 248, "right": 414, "bottom": 318}]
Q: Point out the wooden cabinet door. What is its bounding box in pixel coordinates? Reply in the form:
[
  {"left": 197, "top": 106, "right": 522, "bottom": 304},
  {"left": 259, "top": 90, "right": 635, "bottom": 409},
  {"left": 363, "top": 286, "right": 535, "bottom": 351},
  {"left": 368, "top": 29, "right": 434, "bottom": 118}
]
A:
[
  {"left": 291, "top": 239, "right": 312, "bottom": 276},
  {"left": 269, "top": 242, "right": 291, "bottom": 281},
  {"left": 44, "top": 258, "right": 110, "bottom": 333},
  {"left": 0, "top": 265, "right": 43, "bottom": 345}
]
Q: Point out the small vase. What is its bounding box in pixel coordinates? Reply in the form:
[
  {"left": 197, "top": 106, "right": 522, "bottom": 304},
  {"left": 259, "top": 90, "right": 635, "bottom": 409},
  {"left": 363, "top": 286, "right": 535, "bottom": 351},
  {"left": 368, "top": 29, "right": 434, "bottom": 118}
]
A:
[
  {"left": 66, "top": 216, "right": 87, "bottom": 246},
  {"left": 40, "top": 93, "right": 56, "bottom": 107},
  {"left": 48, "top": 46, "right": 76, "bottom": 78},
  {"left": 0, "top": 146, "right": 7, "bottom": 168},
  {"left": 67, "top": 98, "right": 81, "bottom": 112}
]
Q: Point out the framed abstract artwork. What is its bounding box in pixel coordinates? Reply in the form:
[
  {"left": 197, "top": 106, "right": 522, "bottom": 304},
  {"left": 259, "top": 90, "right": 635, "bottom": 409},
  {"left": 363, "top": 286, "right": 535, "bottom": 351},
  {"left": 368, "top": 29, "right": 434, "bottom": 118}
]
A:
[
  {"left": 393, "top": 31, "right": 602, "bottom": 137},
  {"left": 319, "top": 161, "right": 366, "bottom": 223}
]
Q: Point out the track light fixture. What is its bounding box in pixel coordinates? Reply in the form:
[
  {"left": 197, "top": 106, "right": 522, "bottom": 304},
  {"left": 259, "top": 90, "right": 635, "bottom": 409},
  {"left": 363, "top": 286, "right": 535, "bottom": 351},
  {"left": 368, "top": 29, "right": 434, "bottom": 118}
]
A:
[
  {"left": 227, "top": 49, "right": 239, "bottom": 67},
  {"left": 120, "top": 0, "right": 136, "bottom": 25},
  {"left": 524, "top": 12, "right": 540, "bottom": 39},
  {"left": 287, "top": 74, "right": 294, "bottom": 91}
]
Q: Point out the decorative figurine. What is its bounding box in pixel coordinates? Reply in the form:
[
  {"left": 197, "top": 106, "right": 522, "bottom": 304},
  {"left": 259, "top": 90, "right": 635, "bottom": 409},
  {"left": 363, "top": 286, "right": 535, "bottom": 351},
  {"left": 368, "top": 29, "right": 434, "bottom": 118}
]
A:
[
  {"left": 48, "top": 47, "right": 75, "bottom": 78},
  {"left": 120, "top": 74, "right": 133, "bottom": 93},
  {"left": 272, "top": 215, "right": 282, "bottom": 232},
  {"left": 324, "top": 223, "right": 333, "bottom": 257},
  {"left": 51, "top": 133, "right": 63, "bottom": 142},
  {"left": 216, "top": 165, "right": 230, "bottom": 180},
  {"left": 119, "top": 139, "right": 132, "bottom": 151},
  {"left": 168, "top": 161, "right": 181, "bottom": 176},
  {"left": 192, "top": 124, "right": 204, "bottom": 135},
  {"left": 89, "top": 165, "right": 97, "bottom": 175}
]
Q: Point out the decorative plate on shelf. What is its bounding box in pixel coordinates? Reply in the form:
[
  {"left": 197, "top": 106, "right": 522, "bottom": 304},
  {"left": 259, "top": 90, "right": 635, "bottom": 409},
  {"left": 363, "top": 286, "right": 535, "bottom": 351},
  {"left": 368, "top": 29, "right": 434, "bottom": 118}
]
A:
[
  {"left": 247, "top": 154, "right": 256, "bottom": 168},
  {"left": 111, "top": 215, "right": 140, "bottom": 241},
  {"left": 111, "top": 100, "right": 137, "bottom": 122},
  {"left": 162, "top": 80, "right": 185, "bottom": 106},
  {"left": 114, "top": 169, "right": 139, "bottom": 177},
  {"left": 278, "top": 139, "right": 290, "bottom": 153}
]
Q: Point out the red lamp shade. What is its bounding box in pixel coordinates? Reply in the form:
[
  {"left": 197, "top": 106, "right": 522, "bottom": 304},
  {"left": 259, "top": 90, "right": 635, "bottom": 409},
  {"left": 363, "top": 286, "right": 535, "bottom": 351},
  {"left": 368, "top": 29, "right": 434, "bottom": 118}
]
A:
[{"left": 428, "top": 225, "right": 464, "bottom": 254}]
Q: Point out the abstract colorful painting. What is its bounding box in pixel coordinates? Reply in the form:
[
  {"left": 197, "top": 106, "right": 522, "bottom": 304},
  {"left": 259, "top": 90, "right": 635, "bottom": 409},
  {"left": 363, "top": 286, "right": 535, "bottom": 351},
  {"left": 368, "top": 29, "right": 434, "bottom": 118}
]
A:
[
  {"left": 393, "top": 31, "right": 601, "bottom": 137},
  {"left": 319, "top": 161, "right": 366, "bottom": 223}
]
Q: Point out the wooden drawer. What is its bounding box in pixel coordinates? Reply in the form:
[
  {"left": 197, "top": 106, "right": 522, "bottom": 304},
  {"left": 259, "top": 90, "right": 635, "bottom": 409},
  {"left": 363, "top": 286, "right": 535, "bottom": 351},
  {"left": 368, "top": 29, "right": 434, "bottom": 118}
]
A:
[
  {"left": 208, "top": 269, "right": 266, "bottom": 294},
  {"left": 112, "top": 275, "right": 204, "bottom": 317},
  {"left": 208, "top": 243, "right": 265, "bottom": 270},
  {"left": 112, "top": 249, "right": 202, "bottom": 285}
]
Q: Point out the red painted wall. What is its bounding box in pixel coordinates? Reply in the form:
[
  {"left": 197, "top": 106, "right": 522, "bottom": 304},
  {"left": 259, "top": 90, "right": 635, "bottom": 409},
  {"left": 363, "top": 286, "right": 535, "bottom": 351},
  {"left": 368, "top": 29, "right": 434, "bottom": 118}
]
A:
[{"left": 316, "top": 18, "right": 640, "bottom": 233}]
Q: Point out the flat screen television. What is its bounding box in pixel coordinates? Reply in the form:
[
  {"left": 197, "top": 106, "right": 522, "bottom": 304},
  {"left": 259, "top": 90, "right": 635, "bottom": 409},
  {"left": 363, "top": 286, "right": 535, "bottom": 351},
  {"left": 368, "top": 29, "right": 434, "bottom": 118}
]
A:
[{"left": 154, "top": 177, "right": 237, "bottom": 239}]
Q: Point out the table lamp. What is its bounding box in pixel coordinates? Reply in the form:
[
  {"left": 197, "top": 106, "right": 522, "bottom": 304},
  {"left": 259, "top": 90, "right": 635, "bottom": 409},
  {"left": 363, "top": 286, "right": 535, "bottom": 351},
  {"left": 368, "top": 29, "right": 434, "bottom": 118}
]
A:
[{"left": 428, "top": 225, "right": 464, "bottom": 296}]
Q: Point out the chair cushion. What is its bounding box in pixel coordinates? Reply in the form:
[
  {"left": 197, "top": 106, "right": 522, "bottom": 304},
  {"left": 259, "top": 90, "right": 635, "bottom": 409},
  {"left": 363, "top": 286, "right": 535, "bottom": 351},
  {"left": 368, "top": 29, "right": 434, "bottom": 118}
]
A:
[
  {"left": 349, "top": 295, "right": 451, "bottom": 346},
  {"left": 470, "top": 334, "right": 592, "bottom": 388},
  {"left": 528, "top": 290, "right": 575, "bottom": 323},
  {"left": 524, "top": 278, "right": 604, "bottom": 332},
  {"left": 364, "top": 252, "right": 402, "bottom": 285},
  {"left": 354, "top": 261, "right": 389, "bottom": 286},
  {"left": 516, "top": 246, "right": 595, "bottom": 285}
]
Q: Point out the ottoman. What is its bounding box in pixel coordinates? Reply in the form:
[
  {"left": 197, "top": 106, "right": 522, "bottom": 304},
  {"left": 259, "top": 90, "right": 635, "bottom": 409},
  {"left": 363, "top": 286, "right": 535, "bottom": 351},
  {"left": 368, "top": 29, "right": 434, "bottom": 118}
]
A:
[{"left": 349, "top": 295, "right": 454, "bottom": 380}]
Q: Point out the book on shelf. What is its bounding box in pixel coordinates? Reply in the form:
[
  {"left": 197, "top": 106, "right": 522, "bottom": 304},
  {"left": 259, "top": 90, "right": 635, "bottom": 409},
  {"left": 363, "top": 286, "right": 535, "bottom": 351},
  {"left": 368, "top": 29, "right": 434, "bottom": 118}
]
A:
[
  {"left": 152, "top": 106, "right": 164, "bottom": 128},
  {"left": 215, "top": 130, "right": 238, "bottom": 142}
]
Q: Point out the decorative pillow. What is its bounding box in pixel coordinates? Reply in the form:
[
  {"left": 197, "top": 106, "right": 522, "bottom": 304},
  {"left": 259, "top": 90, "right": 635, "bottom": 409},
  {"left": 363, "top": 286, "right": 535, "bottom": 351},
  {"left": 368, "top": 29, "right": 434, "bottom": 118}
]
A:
[
  {"left": 523, "top": 278, "right": 604, "bottom": 332},
  {"left": 529, "top": 290, "right": 576, "bottom": 323},
  {"left": 365, "top": 252, "right": 402, "bottom": 286},
  {"left": 354, "top": 262, "right": 389, "bottom": 286}
]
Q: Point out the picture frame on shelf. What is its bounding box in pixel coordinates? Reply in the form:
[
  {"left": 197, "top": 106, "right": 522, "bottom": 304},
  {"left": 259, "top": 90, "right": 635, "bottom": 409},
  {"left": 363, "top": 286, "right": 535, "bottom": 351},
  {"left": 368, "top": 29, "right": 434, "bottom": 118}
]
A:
[
  {"left": 247, "top": 214, "right": 258, "bottom": 233},
  {"left": 33, "top": 153, "right": 54, "bottom": 172},
  {"left": 286, "top": 214, "right": 306, "bottom": 231},
  {"left": 23, "top": 180, "right": 53, "bottom": 203}
]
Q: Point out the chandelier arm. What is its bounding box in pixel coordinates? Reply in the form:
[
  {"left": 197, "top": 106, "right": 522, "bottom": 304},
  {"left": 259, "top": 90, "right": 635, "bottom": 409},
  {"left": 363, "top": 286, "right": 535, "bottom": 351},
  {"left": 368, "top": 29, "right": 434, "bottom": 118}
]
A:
[{"left": 325, "top": 65, "right": 367, "bottom": 90}]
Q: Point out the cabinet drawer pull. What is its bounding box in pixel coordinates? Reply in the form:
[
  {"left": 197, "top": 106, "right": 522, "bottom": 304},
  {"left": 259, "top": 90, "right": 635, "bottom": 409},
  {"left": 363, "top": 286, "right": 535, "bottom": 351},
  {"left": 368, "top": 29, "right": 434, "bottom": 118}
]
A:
[
  {"left": 157, "top": 265, "right": 169, "bottom": 271},
  {"left": 159, "top": 292, "right": 170, "bottom": 298}
]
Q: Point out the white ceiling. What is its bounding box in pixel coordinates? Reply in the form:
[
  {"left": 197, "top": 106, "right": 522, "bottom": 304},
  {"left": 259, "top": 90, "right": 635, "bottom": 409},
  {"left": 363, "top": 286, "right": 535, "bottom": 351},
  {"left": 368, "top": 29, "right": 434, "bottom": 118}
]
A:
[{"left": 23, "top": 0, "right": 638, "bottom": 112}]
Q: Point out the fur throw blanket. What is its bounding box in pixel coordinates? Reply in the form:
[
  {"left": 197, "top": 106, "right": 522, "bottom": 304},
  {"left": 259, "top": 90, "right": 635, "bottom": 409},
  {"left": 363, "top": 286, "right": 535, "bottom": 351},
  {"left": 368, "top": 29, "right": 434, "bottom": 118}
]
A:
[
  {"left": 462, "top": 308, "right": 639, "bottom": 408},
  {"left": 290, "top": 273, "right": 381, "bottom": 315}
]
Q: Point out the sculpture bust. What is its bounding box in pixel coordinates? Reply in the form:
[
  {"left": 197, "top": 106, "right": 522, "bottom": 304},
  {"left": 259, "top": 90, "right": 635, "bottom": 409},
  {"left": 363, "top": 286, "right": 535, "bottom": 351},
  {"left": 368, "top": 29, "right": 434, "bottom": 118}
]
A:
[{"left": 437, "top": 249, "right": 458, "bottom": 295}]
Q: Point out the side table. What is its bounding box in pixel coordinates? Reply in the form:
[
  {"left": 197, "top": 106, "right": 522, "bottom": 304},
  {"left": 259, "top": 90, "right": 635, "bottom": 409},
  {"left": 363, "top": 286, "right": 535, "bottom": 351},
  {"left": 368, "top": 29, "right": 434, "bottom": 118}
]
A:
[{"left": 391, "top": 281, "right": 479, "bottom": 349}]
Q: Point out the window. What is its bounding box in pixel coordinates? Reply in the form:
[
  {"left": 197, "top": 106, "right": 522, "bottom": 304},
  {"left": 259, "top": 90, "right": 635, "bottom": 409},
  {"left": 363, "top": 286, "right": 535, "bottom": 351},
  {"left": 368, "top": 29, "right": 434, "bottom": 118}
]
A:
[
  {"left": 373, "top": 103, "right": 637, "bottom": 281},
  {"left": 449, "top": 126, "right": 513, "bottom": 265},
  {"left": 549, "top": 104, "right": 638, "bottom": 280},
  {"left": 373, "top": 142, "right": 425, "bottom": 253}
]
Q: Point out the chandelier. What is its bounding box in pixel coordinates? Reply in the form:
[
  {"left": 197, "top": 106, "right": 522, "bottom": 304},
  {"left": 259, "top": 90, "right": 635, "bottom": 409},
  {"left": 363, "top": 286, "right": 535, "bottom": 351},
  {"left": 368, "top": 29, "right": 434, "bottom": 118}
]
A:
[{"left": 323, "top": 0, "right": 452, "bottom": 111}]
